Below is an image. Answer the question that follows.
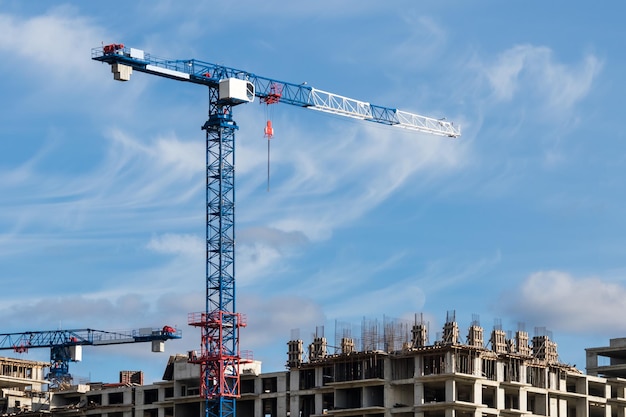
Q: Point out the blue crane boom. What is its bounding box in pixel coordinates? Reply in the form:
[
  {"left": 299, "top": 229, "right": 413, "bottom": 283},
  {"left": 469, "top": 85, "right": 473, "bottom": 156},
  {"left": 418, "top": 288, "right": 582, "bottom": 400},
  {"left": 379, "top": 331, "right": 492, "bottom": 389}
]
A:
[
  {"left": 0, "top": 327, "right": 181, "bottom": 387},
  {"left": 0, "top": 327, "right": 181, "bottom": 349},
  {"left": 91, "top": 43, "right": 460, "bottom": 417},
  {"left": 91, "top": 45, "right": 460, "bottom": 138}
]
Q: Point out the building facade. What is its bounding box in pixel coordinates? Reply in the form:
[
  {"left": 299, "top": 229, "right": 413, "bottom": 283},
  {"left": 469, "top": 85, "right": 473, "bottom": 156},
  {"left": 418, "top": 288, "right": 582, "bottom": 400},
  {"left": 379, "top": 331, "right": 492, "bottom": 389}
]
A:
[
  {"left": 0, "top": 357, "right": 48, "bottom": 414},
  {"left": 3, "top": 318, "right": 626, "bottom": 417}
]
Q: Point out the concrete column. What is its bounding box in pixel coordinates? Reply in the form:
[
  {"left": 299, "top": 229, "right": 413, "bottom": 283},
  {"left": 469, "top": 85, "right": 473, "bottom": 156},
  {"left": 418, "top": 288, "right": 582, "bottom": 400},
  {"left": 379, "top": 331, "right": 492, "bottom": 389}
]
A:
[
  {"left": 496, "top": 361, "right": 504, "bottom": 382},
  {"left": 290, "top": 370, "right": 300, "bottom": 392},
  {"left": 136, "top": 390, "right": 144, "bottom": 407},
  {"left": 548, "top": 396, "right": 558, "bottom": 417},
  {"left": 315, "top": 393, "right": 323, "bottom": 415},
  {"left": 496, "top": 387, "right": 505, "bottom": 410},
  {"left": 415, "top": 382, "right": 424, "bottom": 406},
  {"left": 473, "top": 356, "right": 481, "bottom": 377},
  {"left": 519, "top": 388, "right": 527, "bottom": 412},
  {"left": 473, "top": 381, "right": 482, "bottom": 406},
  {"left": 290, "top": 394, "right": 299, "bottom": 417},
  {"left": 576, "top": 397, "right": 587, "bottom": 417},
  {"left": 446, "top": 379, "right": 455, "bottom": 402},
  {"left": 254, "top": 398, "right": 262, "bottom": 417},
  {"left": 586, "top": 353, "right": 599, "bottom": 376},
  {"left": 446, "top": 352, "right": 454, "bottom": 374},
  {"left": 277, "top": 394, "right": 288, "bottom": 417},
  {"left": 415, "top": 355, "right": 423, "bottom": 378},
  {"left": 520, "top": 364, "right": 527, "bottom": 385}
]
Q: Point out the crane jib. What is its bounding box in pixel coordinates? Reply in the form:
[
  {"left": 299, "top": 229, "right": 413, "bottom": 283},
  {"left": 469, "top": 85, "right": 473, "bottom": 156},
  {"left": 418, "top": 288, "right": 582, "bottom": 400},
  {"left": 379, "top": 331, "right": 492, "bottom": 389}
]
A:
[
  {"left": 92, "top": 45, "right": 460, "bottom": 138},
  {"left": 0, "top": 327, "right": 182, "bottom": 350}
]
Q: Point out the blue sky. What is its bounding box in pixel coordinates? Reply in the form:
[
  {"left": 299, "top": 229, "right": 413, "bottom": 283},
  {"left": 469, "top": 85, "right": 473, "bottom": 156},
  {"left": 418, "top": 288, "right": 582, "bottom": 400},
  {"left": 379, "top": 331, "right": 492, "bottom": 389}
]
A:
[{"left": 1, "top": 1, "right": 625, "bottom": 383}]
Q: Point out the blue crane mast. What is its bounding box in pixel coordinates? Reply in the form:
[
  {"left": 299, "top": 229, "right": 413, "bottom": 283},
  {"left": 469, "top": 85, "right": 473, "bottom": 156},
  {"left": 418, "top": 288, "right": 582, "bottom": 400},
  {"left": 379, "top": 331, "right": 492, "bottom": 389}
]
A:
[
  {"left": 0, "top": 326, "right": 181, "bottom": 388},
  {"left": 91, "top": 44, "right": 460, "bottom": 417}
]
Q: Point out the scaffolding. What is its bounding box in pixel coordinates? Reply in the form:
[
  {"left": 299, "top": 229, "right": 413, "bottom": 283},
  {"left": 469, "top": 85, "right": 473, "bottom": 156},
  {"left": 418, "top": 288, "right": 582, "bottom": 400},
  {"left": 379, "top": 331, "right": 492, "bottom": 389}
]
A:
[{"left": 288, "top": 313, "right": 560, "bottom": 367}]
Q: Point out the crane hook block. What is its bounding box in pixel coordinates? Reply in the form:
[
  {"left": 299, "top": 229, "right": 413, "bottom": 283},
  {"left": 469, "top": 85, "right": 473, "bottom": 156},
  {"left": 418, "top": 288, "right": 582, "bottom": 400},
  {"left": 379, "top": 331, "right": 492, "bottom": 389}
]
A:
[
  {"left": 264, "top": 120, "right": 274, "bottom": 139},
  {"left": 219, "top": 78, "right": 255, "bottom": 105}
]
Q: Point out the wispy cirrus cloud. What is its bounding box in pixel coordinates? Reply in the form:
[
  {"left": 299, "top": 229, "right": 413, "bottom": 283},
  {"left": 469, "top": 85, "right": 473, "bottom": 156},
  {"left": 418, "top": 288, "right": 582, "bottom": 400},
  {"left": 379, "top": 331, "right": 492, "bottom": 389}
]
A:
[
  {"left": 389, "top": 15, "right": 448, "bottom": 71},
  {"left": 0, "top": 129, "right": 203, "bottom": 237},
  {"left": 235, "top": 116, "right": 468, "bottom": 243},
  {"left": 482, "top": 44, "right": 602, "bottom": 114}
]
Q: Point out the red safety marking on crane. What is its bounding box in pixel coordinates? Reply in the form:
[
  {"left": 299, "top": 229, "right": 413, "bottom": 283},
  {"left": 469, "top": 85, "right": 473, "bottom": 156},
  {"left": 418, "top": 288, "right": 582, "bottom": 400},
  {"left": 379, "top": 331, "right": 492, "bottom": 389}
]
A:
[{"left": 261, "top": 83, "right": 283, "bottom": 105}]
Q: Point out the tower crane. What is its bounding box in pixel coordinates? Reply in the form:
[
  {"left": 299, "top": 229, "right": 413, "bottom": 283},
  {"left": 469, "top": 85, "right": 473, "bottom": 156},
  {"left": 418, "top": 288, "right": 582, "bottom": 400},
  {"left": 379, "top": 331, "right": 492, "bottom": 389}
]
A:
[
  {"left": 91, "top": 44, "right": 460, "bottom": 417},
  {"left": 0, "top": 326, "right": 181, "bottom": 388}
]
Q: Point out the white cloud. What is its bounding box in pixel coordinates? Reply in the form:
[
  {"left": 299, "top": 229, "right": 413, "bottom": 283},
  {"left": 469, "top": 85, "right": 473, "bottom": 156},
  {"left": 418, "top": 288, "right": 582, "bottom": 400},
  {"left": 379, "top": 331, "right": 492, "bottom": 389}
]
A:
[
  {"left": 154, "top": 138, "right": 204, "bottom": 178},
  {"left": 105, "top": 129, "right": 204, "bottom": 197},
  {"left": 483, "top": 45, "right": 602, "bottom": 113},
  {"left": 0, "top": 6, "right": 105, "bottom": 83},
  {"left": 500, "top": 270, "right": 626, "bottom": 334},
  {"left": 236, "top": 227, "right": 308, "bottom": 285},
  {"left": 242, "top": 294, "right": 325, "bottom": 345},
  {"left": 0, "top": 294, "right": 150, "bottom": 330},
  {"left": 484, "top": 47, "right": 527, "bottom": 102},
  {"left": 147, "top": 233, "right": 203, "bottom": 257}
]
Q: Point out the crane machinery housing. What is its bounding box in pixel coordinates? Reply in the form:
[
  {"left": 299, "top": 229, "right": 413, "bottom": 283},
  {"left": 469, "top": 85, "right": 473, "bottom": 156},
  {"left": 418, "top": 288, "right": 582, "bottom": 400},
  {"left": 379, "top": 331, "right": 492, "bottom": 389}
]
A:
[
  {"left": 0, "top": 326, "right": 181, "bottom": 388},
  {"left": 91, "top": 43, "right": 460, "bottom": 417}
]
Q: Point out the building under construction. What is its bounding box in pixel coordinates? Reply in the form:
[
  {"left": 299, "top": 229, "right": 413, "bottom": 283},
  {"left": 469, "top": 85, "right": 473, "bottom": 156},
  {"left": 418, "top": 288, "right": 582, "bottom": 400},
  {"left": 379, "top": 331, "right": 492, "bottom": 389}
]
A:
[{"left": 2, "top": 312, "right": 626, "bottom": 417}]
